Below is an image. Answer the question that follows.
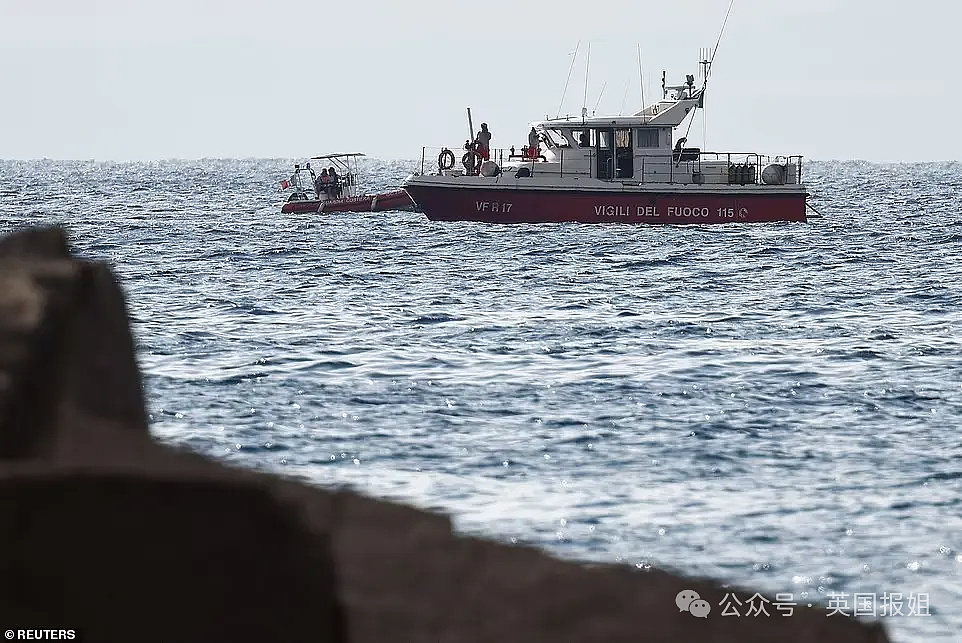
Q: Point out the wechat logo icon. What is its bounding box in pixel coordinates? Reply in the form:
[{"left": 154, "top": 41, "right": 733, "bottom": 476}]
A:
[{"left": 676, "top": 589, "right": 711, "bottom": 618}]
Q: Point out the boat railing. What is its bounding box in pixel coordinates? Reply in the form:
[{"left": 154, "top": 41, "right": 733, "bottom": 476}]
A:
[
  {"left": 417, "top": 146, "right": 804, "bottom": 184},
  {"left": 677, "top": 152, "right": 805, "bottom": 184},
  {"left": 419, "top": 146, "right": 547, "bottom": 175},
  {"left": 628, "top": 152, "right": 805, "bottom": 185},
  {"left": 418, "top": 145, "right": 594, "bottom": 178}
]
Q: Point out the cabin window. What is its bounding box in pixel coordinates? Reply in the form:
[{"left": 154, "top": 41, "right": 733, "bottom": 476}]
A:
[
  {"left": 597, "top": 130, "right": 612, "bottom": 150},
  {"left": 635, "top": 128, "right": 659, "bottom": 148},
  {"left": 544, "top": 129, "right": 568, "bottom": 148},
  {"left": 572, "top": 129, "right": 591, "bottom": 147}
]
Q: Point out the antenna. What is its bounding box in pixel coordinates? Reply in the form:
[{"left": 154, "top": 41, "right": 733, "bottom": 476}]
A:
[
  {"left": 678, "top": 0, "right": 737, "bottom": 161},
  {"left": 593, "top": 81, "right": 607, "bottom": 115},
  {"left": 556, "top": 41, "right": 580, "bottom": 118},
  {"left": 582, "top": 42, "right": 591, "bottom": 117},
  {"left": 699, "top": 46, "right": 712, "bottom": 85},
  {"left": 619, "top": 79, "right": 630, "bottom": 116},
  {"left": 661, "top": 71, "right": 666, "bottom": 99},
  {"left": 706, "top": 0, "right": 736, "bottom": 86},
  {"left": 699, "top": 47, "right": 711, "bottom": 149},
  {"left": 637, "top": 44, "right": 647, "bottom": 121},
  {"left": 696, "top": 0, "right": 736, "bottom": 147}
]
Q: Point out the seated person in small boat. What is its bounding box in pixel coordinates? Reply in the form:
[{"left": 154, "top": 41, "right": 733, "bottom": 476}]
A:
[
  {"left": 327, "top": 167, "right": 341, "bottom": 197},
  {"left": 315, "top": 168, "right": 331, "bottom": 197}
]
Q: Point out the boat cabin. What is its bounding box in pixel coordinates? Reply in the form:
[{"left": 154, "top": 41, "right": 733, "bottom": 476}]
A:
[
  {"left": 428, "top": 79, "right": 799, "bottom": 186},
  {"left": 529, "top": 120, "right": 681, "bottom": 181},
  {"left": 531, "top": 84, "right": 704, "bottom": 173},
  {"left": 518, "top": 85, "right": 720, "bottom": 184}
]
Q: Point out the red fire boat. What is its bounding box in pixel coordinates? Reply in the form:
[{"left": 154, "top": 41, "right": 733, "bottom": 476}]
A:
[
  {"left": 280, "top": 153, "right": 416, "bottom": 214},
  {"left": 403, "top": 54, "right": 810, "bottom": 225}
]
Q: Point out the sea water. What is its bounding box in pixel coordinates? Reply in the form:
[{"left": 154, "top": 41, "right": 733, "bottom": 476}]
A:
[{"left": 1, "top": 158, "right": 960, "bottom": 642}]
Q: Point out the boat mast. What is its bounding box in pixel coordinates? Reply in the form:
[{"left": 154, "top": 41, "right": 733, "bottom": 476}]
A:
[
  {"left": 581, "top": 42, "right": 591, "bottom": 123},
  {"left": 705, "top": 0, "right": 736, "bottom": 91},
  {"left": 637, "top": 44, "right": 648, "bottom": 124},
  {"left": 700, "top": 47, "right": 711, "bottom": 149},
  {"left": 556, "top": 41, "right": 580, "bottom": 118},
  {"left": 697, "top": 0, "right": 736, "bottom": 105},
  {"left": 593, "top": 81, "right": 607, "bottom": 116},
  {"left": 677, "top": 0, "right": 736, "bottom": 150}
]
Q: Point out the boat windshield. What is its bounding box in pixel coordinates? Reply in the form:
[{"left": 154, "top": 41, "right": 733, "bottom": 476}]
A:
[
  {"left": 293, "top": 165, "right": 316, "bottom": 192},
  {"left": 541, "top": 128, "right": 569, "bottom": 148}
]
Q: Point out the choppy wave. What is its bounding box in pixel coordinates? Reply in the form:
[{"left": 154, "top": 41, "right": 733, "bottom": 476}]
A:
[{"left": 2, "top": 157, "right": 960, "bottom": 641}]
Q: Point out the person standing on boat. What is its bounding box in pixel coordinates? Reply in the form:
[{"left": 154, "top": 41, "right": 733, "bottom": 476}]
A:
[
  {"left": 673, "top": 136, "right": 688, "bottom": 162},
  {"left": 527, "top": 126, "right": 540, "bottom": 159},
  {"left": 476, "top": 123, "right": 492, "bottom": 161},
  {"left": 328, "top": 166, "right": 340, "bottom": 198}
]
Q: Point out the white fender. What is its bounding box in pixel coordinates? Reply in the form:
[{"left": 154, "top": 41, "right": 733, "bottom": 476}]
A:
[{"left": 371, "top": 195, "right": 378, "bottom": 211}]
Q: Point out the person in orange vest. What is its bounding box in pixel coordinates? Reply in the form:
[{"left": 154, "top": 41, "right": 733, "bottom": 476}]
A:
[{"left": 315, "top": 168, "right": 332, "bottom": 198}]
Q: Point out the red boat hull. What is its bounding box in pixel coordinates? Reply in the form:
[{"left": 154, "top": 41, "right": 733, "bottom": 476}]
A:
[
  {"left": 281, "top": 189, "right": 415, "bottom": 214},
  {"left": 403, "top": 185, "right": 808, "bottom": 225}
]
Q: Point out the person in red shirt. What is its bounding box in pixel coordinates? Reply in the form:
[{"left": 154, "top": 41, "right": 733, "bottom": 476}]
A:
[
  {"left": 475, "top": 123, "right": 492, "bottom": 161},
  {"left": 527, "top": 127, "right": 540, "bottom": 159}
]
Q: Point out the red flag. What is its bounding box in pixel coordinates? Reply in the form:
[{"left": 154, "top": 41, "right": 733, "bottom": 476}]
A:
[{"left": 280, "top": 179, "right": 291, "bottom": 189}]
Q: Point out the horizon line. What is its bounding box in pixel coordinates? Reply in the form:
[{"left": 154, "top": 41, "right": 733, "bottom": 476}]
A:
[{"left": 1, "top": 156, "right": 959, "bottom": 165}]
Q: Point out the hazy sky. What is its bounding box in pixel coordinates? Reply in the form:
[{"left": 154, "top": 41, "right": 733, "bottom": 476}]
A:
[{"left": 0, "top": 0, "right": 954, "bottom": 161}]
